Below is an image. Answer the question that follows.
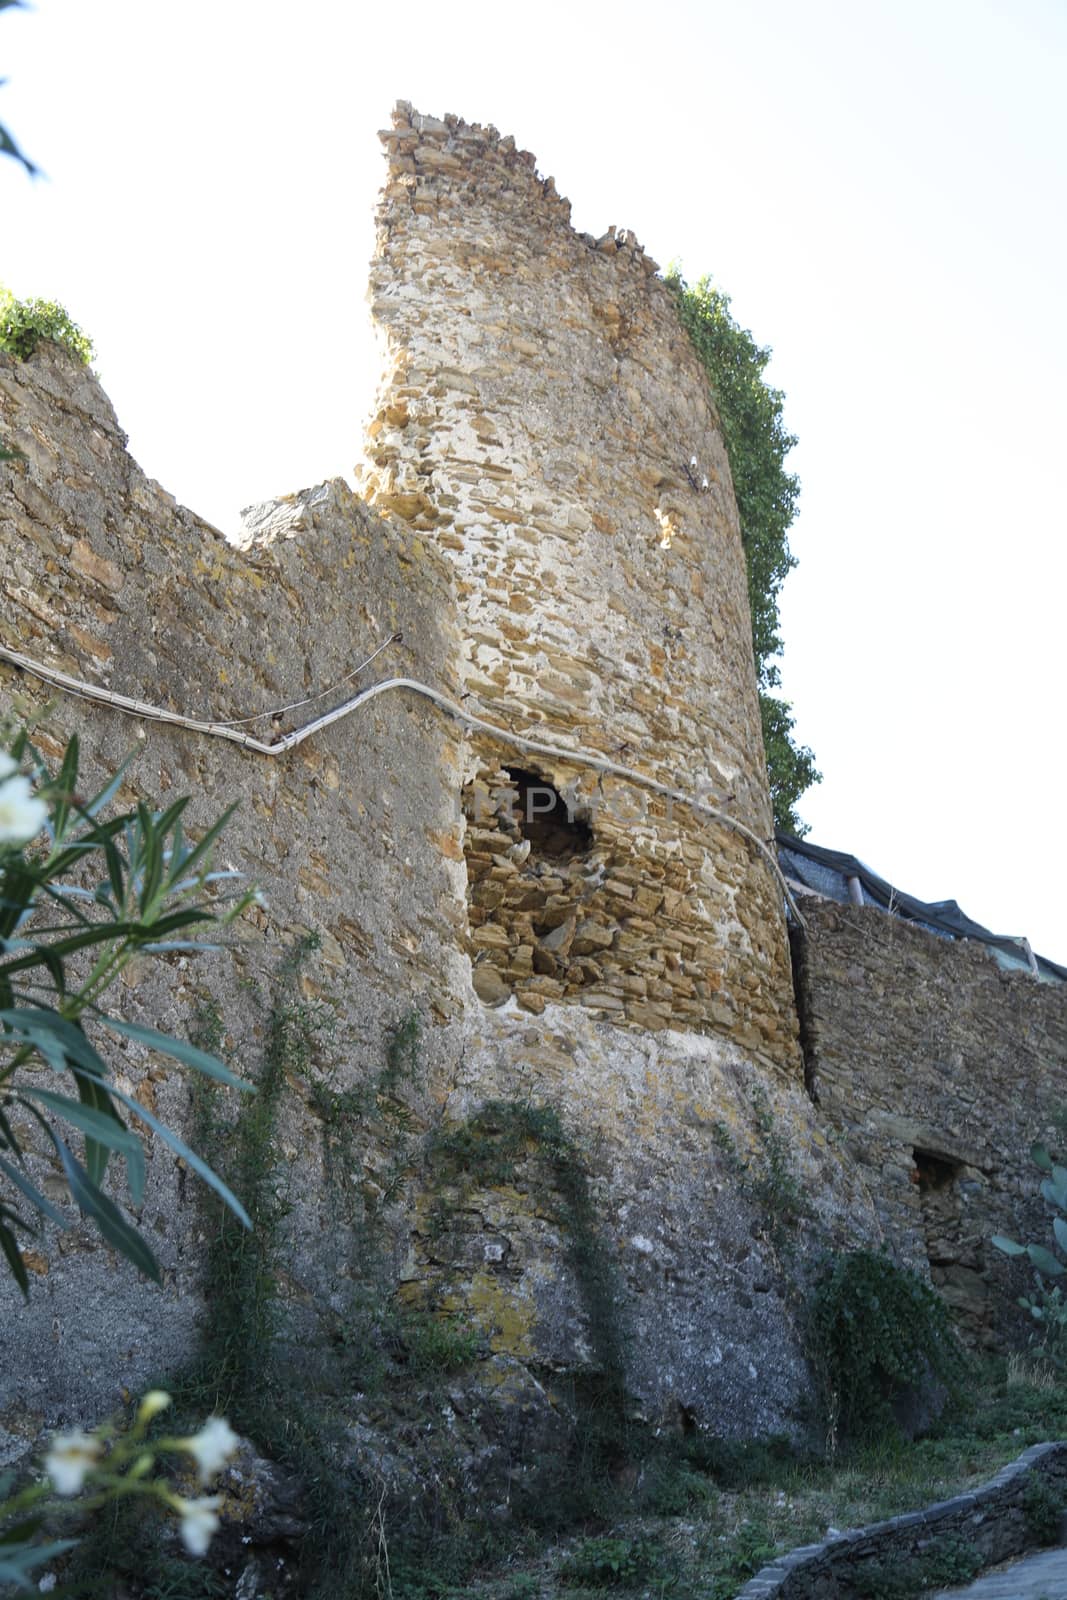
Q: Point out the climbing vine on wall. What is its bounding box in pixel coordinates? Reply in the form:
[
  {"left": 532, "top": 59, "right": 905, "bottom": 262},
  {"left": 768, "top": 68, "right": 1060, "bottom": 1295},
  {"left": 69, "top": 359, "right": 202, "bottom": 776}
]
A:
[{"left": 669, "top": 268, "right": 820, "bottom": 835}]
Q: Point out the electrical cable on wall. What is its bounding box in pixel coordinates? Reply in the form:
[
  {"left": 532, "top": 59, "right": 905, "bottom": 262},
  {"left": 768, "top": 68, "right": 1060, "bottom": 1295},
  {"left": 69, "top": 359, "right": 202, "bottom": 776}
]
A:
[{"left": 0, "top": 639, "right": 804, "bottom": 926}]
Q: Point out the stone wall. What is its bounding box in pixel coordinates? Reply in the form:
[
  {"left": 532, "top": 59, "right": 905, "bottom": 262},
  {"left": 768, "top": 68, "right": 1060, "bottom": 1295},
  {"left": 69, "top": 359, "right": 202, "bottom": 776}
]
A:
[
  {"left": 737, "top": 1440, "right": 1067, "bottom": 1599},
  {"left": 0, "top": 341, "right": 471, "bottom": 1452},
  {"left": 796, "top": 900, "right": 1067, "bottom": 1341},
  {"left": 360, "top": 102, "right": 800, "bottom": 1068},
  {"left": 6, "top": 99, "right": 1062, "bottom": 1480},
  {"left": 0, "top": 340, "right": 878, "bottom": 1452}
]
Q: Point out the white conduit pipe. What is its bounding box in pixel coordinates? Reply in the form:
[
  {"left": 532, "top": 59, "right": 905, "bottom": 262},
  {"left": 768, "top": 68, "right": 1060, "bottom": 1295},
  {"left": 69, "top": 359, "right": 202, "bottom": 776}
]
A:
[{"left": 0, "top": 641, "right": 804, "bottom": 927}]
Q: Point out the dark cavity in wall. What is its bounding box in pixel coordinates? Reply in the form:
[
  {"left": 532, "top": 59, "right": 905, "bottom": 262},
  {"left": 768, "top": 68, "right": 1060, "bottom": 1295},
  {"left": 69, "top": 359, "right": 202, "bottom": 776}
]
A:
[
  {"left": 503, "top": 768, "right": 593, "bottom": 858},
  {"left": 912, "top": 1149, "right": 961, "bottom": 1193}
]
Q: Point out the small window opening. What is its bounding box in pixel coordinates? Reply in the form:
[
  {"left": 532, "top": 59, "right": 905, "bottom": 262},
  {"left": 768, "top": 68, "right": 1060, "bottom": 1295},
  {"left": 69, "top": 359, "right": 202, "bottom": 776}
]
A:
[
  {"left": 676, "top": 1402, "right": 698, "bottom": 1437},
  {"left": 502, "top": 768, "right": 593, "bottom": 859},
  {"left": 912, "top": 1149, "right": 959, "bottom": 1194}
]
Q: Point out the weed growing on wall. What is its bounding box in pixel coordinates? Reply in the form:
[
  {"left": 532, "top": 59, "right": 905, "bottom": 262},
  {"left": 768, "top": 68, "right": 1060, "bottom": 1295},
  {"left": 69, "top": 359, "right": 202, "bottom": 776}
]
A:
[
  {"left": 181, "top": 980, "right": 489, "bottom": 1600},
  {"left": 427, "top": 1100, "right": 633, "bottom": 1529},
  {"left": 429, "top": 1100, "right": 626, "bottom": 1387},
  {"left": 0, "top": 286, "right": 94, "bottom": 366},
  {"left": 711, "top": 1086, "right": 807, "bottom": 1251},
  {"left": 1022, "top": 1472, "right": 1065, "bottom": 1545}
]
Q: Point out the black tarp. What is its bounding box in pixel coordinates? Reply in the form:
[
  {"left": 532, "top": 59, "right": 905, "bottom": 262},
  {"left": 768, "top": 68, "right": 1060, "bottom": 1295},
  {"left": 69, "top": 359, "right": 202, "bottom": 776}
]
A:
[{"left": 777, "top": 831, "right": 1067, "bottom": 984}]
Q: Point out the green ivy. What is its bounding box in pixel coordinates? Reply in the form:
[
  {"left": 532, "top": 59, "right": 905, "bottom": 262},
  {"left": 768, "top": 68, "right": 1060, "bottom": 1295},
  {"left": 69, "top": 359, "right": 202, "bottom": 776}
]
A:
[
  {"left": 0, "top": 286, "right": 95, "bottom": 366},
  {"left": 809, "top": 1250, "right": 972, "bottom": 1444},
  {"left": 669, "top": 268, "right": 820, "bottom": 834}
]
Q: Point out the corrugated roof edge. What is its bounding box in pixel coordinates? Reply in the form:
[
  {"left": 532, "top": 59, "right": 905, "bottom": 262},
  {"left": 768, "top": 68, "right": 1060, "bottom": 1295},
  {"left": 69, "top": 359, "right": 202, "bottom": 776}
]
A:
[{"left": 776, "top": 831, "right": 1067, "bottom": 984}]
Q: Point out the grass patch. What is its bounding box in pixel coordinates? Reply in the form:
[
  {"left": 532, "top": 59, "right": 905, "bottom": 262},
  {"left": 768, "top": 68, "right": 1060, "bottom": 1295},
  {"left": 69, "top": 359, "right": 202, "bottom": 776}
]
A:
[{"left": 444, "top": 1357, "right": 1067, "bottom": 1599}]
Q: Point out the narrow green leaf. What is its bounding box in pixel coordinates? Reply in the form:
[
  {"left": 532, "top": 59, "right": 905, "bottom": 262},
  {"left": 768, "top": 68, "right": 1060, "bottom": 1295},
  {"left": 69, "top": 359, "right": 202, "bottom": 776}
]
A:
[
  {"left": 0, "top": 1012, "right": 67, "bottom": 1071},
  {"left": 137, "top": 803, "right": 165, "bottom": 915},
  {"left": 991, "top": 1234, "right": 1026, "bottom": 1257},
  {"left": 0, "top": 922, "right": 139, "bottom": 976},
  {"left": 0, "top": 1153, "right": 68, "bottom": 1226},
  {"left": 17, "top": 1087, "right": 140, "bottom": 1158},
  {"left": 79, "top": 754, "right": 132, "bottom": 822},
  {"left": 154, "top": 796, "right": 190, "bottom": 844},
  {"left": 104, "top": 834, "right": 125, "bottom": 906},
  {"left": 0, "top": 1219, "right": 29, "bottom": 1295},
  {"left": 74, "top": 1071, "right": 144, "bottom": 1203},
  {"left": 0, "top": 1007, "right": 110, "bottom": 1075},
  {"left": 0, "top": 1540, "right": 79, "bottom": 1584},
  {"left": 1032, "top": 1142, "right": 1054, "bottom": 1172},
  {"left": 79, "top": 1070, "right": 251, "bottom": 1229},
  {"left": 135, "top": 907, "right": 219, "bottom": 938},
  {"left": 49, "top": 733, "right": 80, "bottom": 846},
  {"left": 53, "top": 1135, "right": 161, "bottom": 1282},
  {"left": 98, "top": 1016, "right": 252, "bottom": 1090},
  {"left": 177, "top": 803, "right": 239, "bottom": 881},
  {"left": 141, "top": 940, "right": 223, "bottom": 954},
  {"left": 0, "top": 1101, "right": 22, "bottom": 1152},
  {"left": 1053, "top": 1217, "right": 1067, "bottom": 1257}
]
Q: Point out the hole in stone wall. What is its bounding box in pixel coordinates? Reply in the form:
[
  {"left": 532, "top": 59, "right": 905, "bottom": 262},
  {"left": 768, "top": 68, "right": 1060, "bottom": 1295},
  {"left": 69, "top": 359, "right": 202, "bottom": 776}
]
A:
[
  {"left": 912, "top": 1149, "right": 960, "bottom": 1193},
  {"left": 503, "top": 768, "right": 593, "bottom": 859},
  {"left": 677, "top": 1401, "right": 698, "bottom": 1437}
]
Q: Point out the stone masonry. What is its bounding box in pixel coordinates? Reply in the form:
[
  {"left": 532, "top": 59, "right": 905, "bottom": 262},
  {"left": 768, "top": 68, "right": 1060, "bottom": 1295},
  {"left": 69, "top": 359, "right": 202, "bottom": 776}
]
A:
[
  {"left": 1, "top": 104, "right": 1064, "bottom": 1474},
  {"left": 794, "top": 900, "right": 1067, "bottom": 1343},
  {"left": 360, "top": 102, "right": 799, "bottom": 1067},
  {"left": 0, "top": 341, "right": 472, "bottom": 1450}
]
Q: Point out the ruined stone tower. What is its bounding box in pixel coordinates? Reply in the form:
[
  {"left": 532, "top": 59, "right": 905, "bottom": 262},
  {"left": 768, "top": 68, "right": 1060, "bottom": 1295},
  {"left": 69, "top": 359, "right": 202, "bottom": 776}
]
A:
[
  {"left": 1, "top": 103, "right": 886, "bottom": 1451},
  {"left": 361, "top": 102, "right": 799, "bottom": 1069}
]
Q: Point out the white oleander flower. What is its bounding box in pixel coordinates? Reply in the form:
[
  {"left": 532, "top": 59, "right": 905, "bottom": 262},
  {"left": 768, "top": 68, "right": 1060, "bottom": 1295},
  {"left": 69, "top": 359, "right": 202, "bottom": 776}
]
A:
[
  {"left": 181, "top": 1416, "right": 240, "bottom": 1483},
  {"left": 0, "top": 774, "right": 48, "bottom": 845},
  {"left": 0, "top": 751, "right": 17, "bottom": 779},
  {"left": 44, "top": 1429, "right": 102, "bottom": 1496},
  {"left": 177, "top": 1494, "right": 223, "bottom": 1557},
  {"left": 137, "top": 1389, "right": 172, "bottom": 1423}
]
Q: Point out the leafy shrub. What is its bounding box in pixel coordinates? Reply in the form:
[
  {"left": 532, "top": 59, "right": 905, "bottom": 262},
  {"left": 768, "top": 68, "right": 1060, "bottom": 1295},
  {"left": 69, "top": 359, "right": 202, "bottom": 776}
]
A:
[
  {"left": 637, "top": 1453, "right": 713, "bottom": 1515},
  {"left": 686, "top": 1431, "right": 804, "bottom": 1488},
  {"left": 809, "top": 1251, "right": 971, "bottom": 1443},
  {"left": 1023, "top": 1473, "right": 1065, "bottom": 1545},
  {"left": 703, "top": 1520, "right": 778, "bottom": 1600},
  {"left": 0, "top": 286, "right": 95, "bottom": 365},
  {"left": 558, "top": 1534, "right": 670, "bottom": 1589},
  {"left": 0, "top": 730, "right": 253, "bottom": 1289},
  {"left": 994, "top": 1143, "right": 1067, "bottom": 1359},
  {"left": 853, "top": 1536, "right": 980, "bottom": 1598}
]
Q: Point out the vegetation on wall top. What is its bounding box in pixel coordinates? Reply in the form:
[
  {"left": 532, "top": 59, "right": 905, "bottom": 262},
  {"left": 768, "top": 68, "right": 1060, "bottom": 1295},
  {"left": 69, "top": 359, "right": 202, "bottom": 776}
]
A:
[
  {"left": 0, "top": 285, "right": 95, "bottom": 367},
  {"left": 669, "top": 268, "right": 820, "bottom": 834}
]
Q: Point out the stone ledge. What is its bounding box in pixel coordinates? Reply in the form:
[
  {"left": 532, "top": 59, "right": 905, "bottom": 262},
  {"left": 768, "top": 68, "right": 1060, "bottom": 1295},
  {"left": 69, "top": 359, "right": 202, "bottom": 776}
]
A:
[{"left": 736, "top": 1441, "right": 1067, "bottom": 1598}]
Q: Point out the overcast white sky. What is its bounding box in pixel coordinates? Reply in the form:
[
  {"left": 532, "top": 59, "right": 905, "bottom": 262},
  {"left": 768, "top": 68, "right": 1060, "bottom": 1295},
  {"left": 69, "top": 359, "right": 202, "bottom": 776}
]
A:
[{"left": 2, "top": 0, "right": 1065, "bottom": 963}]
